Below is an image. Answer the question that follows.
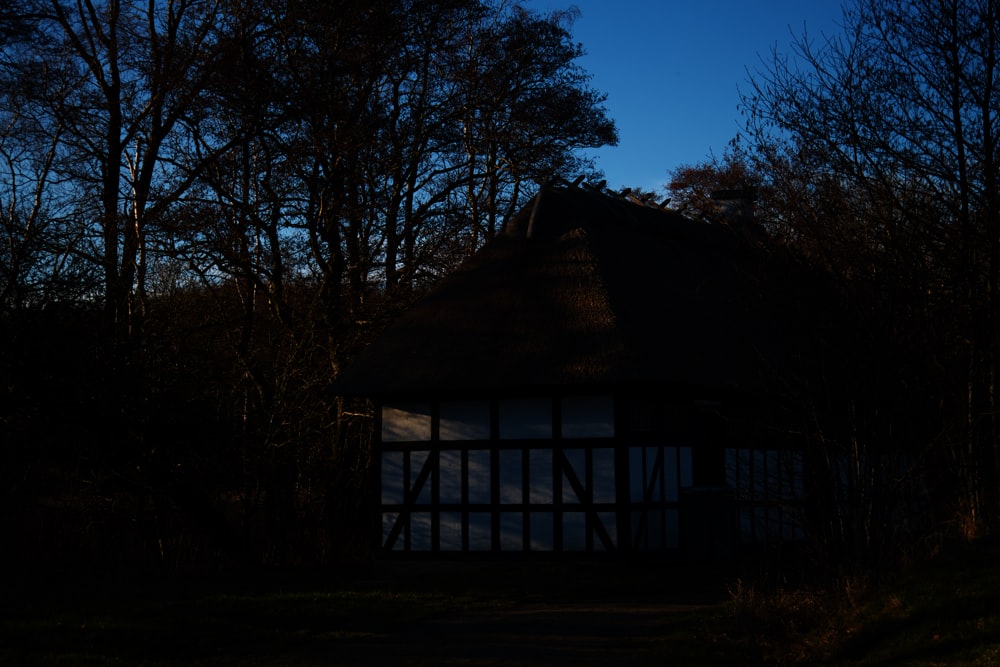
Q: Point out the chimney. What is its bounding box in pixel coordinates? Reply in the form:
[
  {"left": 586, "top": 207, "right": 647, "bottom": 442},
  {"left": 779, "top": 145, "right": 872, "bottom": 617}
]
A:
[{"left": 710, "top": 188, "right": 756, "bottom": 227}]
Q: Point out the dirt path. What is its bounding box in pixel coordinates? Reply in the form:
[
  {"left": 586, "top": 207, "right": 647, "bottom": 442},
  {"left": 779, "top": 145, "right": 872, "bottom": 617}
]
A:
[{"left": 302, "top": 600, "right": 715, "bottom": 666}]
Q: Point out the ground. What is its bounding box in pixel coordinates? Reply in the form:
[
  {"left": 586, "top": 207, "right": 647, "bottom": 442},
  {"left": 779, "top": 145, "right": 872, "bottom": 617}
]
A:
[
  {"left": 2, "top": 558, "right": 738, "bottom": 666},
  {"left": 308, "top": 600, "right": 715, "bottom": 666}
]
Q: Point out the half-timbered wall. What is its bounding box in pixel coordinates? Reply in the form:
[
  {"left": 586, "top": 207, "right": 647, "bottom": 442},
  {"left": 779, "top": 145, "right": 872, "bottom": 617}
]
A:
[
  {"left": 378, "top": 395, "right": 808, "bottom": 554},
  {"left": 725, "top": 448, "right": 805, "bottom": 543},
  {"left": 380, "top": 396, "right": 621, "bottom": 553},
  {"left": 379, "top": 395, "right": 712, "bottom": 554},
  {"left": 627, "top": 444, "right": 692, "bottom": 550}
]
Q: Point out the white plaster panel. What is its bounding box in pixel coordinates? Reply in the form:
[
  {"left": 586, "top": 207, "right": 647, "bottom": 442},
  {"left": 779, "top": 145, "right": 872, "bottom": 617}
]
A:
[
  {"left": 381, "top": 451, "right": 404, "bottom": 504},
  {"left": 439, "top": 450, "right": 462, "bottom": 504},
  {"left": 410, "top": 450, "right": 431, "bottom": 504},
  {"left": 597, "top": 511, "right": 617, "bottom": 550},
  {"left": 439, "top": 400, "right": 490, "bottom": 440},
  {"left": 562, "top": 449, "right": 586, "bottom": 504},
  {"left": 561, "top": 395, "right": 615, "bottom": 438},
  {"left": 499, "top": 398, "right": 552, "bottom": 439},
  {"left": 467, "top": 450, "right": 491, "bottom": 504},
  {"left": 593, "top": 448, "right": 616, "bottom": 504},
  {"left": 562, "top": 512, "right": 587, "bottom": 551},
  {"left": 530, "top": 512, "right": 554, "bottom": 550},
  {"left": 469, "top": 513, "right": 491, "bottom": 551},
  {"left": 529, "top": 449, "right": 552, "bottom": 504},
  {"left": 440, "top": 512, "right": 462, "bottom": 551},
  {"left": 410, "top": 513, "right": 432, "bottom": 550},
  {"left": 500, "top": 512, "right": 522, "bottom": 551},
  {"left": 499, "top": 449, "right": 522, "bottom": 504},
  {"left": 381, "top": 403, "right": 432, "bottom": 442},
  {"left": 382, "top": 512, "right": 399, "bottom": 549}
]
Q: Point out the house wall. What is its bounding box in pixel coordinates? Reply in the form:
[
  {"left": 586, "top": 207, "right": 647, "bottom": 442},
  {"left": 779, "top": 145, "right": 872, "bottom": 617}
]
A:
[
  {"left": 377, "top": 394, "right": 807, "bottom": 555},
  {"left": 726, "top": 448, "right": 806, "bottom": 543},
  {"left": 380, "top": 396, "right": 623, "bottom": 553}
]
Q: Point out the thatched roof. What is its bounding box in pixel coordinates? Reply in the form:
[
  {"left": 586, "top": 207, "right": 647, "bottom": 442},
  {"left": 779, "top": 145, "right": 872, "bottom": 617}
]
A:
[{"left": 336, "top": 182, "right": 841, "bottom": 400}]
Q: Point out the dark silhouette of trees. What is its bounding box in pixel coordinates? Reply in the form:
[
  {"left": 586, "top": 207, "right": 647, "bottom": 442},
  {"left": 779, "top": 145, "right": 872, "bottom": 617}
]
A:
[
  {"left": 667, "top": 143, "right": 761, "bottom": 224},
  {"left": 1, "top": 0, "right": 231, "bottom": 372},
  {"left": 737, "top": 0, "right": 1000, "bottom": 556},
  {"left": 0, "top": 0, "right": 616, "bottom": 568}
]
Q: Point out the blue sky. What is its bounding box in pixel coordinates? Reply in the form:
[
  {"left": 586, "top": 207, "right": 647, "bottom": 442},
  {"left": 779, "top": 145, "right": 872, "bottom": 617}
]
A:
[{"left": 524, "top": 1, "right": 846, "bottom": 192}]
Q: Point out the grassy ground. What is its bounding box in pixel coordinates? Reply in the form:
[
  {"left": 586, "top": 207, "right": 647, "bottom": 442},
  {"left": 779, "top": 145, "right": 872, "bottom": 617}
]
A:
[
  {"left": 826, "top": 542, "right": 1000, "bottom": 666},
  {"left": 723, "top": 540, "right": 1000, "bottom": 666},
  {"left": 2, "top": 542, "right": 999, "bottom": 666}
]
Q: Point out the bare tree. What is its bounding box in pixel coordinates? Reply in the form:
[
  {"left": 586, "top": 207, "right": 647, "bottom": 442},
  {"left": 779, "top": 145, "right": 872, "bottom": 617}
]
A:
[
  {"left": 0, "top": 0, "right": 619, "bottom": 566},
  {"left": 744, "top": 0, "right": 1000, "bottom": 537},
  {"left": 2, "top": 0, "right": 236, "bottom": 379},
  {"left": 667, "top": 143, "right": 760, "bottom": 224}
]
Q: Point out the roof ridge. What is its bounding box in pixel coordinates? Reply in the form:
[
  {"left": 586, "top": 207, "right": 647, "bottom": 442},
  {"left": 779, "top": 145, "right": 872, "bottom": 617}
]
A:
[{"left": 545, "top": 175, "right": 672, "bottom": 211}]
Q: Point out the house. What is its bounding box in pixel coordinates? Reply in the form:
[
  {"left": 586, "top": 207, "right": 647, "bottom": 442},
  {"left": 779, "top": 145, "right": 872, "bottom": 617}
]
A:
[{"left": 335, "top": 180, "right": 854, "bottom": 558}]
